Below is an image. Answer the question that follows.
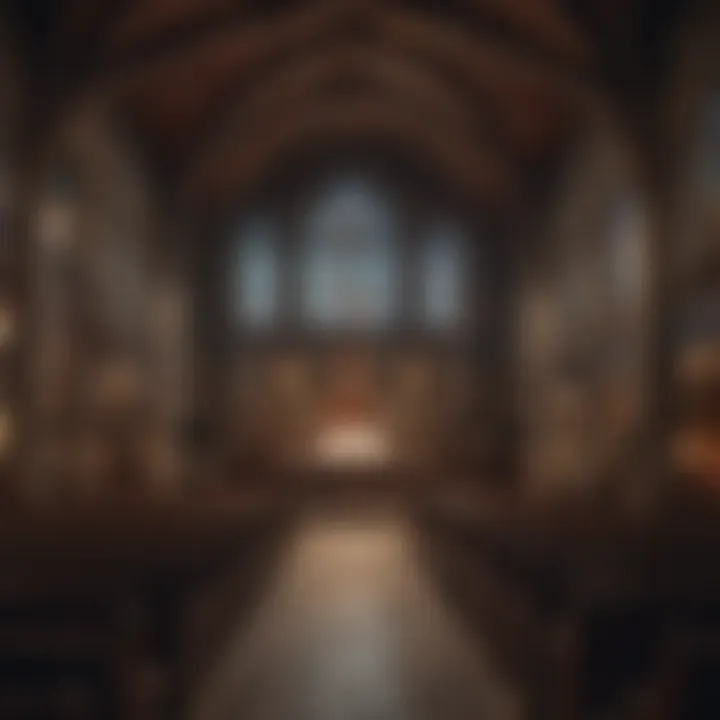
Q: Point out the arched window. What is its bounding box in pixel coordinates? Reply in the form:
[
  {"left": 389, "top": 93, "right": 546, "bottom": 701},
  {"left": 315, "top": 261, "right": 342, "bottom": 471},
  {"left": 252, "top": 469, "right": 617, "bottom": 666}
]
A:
[
  {"left": 231, "top": 217, "right": 279, "bottom": 329},
  {"left": 301, "top": 177, "right": 397, "bottom": 330},
  {"left": 421, "top": 222, "right": 466, "bottom": 330}
]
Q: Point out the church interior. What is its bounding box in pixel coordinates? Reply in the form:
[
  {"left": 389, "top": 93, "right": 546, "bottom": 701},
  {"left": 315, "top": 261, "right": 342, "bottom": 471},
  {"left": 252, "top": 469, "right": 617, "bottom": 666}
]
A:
[{"left": 0, "top": 0, "right": 720, "bottom": 717}]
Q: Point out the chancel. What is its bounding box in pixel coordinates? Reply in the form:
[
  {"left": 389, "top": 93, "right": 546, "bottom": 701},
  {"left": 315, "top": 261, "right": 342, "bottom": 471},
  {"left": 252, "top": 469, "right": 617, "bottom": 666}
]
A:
[
  {"left": 1, "top": 0, "right": 720, "bottom": 718},
  {"left": 223, "top": 171, "right": 474, "bottom": 475}
]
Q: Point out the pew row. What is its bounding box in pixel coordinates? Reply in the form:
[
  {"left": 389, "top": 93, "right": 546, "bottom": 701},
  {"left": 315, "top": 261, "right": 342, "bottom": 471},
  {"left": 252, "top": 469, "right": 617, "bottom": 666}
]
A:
[
  {"left": 418, "top": 489, "right": 720, "bottom": 719},
  {"left": 0, "top": 494, "right": 288, "bottom": 720}
]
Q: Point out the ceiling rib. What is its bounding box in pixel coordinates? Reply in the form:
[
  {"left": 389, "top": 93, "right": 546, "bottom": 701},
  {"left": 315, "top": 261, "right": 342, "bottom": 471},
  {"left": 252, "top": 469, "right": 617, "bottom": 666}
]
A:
[
  {"left": 184, "top": 44, "right": 508, "bottom": 172},
  {"left": 83, "top": 0, "right": 594, "bottom": 104},
  {"left": 457, "top": 0, "right": 593, "bottom": 65},
  {"left": 44, "top": 0, "right": 607, "bottom": 208},
  {"left": 187, "top": 93, "right": 518, "bottom": 209},
  {"left": 366, "top": 5, "right": 594, "bottom": 105},
  {"left": 85, "top": 1, "right": 341, "bottom": 94}
]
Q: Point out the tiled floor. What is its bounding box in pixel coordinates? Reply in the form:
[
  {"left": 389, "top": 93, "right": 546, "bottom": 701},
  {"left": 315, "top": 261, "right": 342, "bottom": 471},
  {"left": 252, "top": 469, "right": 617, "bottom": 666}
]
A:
[{"left": 190, "top": 510, "right": 522, "bottom": 720}]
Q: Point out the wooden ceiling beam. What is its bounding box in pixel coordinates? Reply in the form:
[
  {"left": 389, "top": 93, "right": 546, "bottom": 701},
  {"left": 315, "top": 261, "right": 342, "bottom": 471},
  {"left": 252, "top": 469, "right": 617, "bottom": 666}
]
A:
[
  {"left": 80, "top": 0, "right": 342, "bottom": 95},
  {"left": 457, "top": 0, "right": 593, "bottom": 66},
  {"left": 366, "top": 4, "right": 596, "bottom": 106},
  {"left": 76, "top": 0, "right": 596, "bottom": 106},
  {"left": 86, "top": 0, "right": 138, "bottom": 44},
  {"left": 65, "top": 0, "right": 139, "bottom": 76},
  {"left": 183, "top": 43, "right": 518, "bottom": 174},
  {"left": 109, "top": 0, "right": 244, "bottom": 47},
  {"left": 185, "top": 93, "right": 519, "bottom": 211}
]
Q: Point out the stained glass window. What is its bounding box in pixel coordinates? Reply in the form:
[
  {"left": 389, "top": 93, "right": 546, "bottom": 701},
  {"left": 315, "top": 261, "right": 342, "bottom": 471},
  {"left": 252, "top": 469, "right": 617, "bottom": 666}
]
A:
[
  {"left": 232, "top": 217, "right": 279, "bottom": 329},
  {"left": 301, "top": 177, "right": 397, "bottom": 330}
]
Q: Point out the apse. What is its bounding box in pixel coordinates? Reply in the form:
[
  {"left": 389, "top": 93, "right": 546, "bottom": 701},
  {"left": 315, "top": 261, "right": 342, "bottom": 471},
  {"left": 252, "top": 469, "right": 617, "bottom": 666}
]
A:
[
  {"left": 301, "top": 176, "right": 397, "bottom": 467},
  {"left": 223, "top": 166, "right": 476, "bottom": 472}
]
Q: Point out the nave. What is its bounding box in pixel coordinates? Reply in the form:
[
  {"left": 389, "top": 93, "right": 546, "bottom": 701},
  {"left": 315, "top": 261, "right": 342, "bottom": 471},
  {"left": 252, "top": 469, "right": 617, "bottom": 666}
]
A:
[
  {"left": 1, "top": 0, "right": 720, "bottom": 717},
  {"left": 190, "top": 507, "right": 520, "bottom": 720},
  {"left": 2, "top": 482, "right": 720, "bottom": 719}
]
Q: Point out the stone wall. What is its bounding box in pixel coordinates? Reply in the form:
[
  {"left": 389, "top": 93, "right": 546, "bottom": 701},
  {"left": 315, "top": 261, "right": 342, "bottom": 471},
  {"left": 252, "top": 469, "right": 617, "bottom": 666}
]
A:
[
  {"left": 661, "top": 3, "right": 720, "bottom": 486},
  {"left": 0, "top": 20, "right": 19, "bottom": 483},
  {"left": 520, "top": 119, "right": 651, "bottom": 495},
  {"left": 25, "top": 100, "right": 182, "bottom": 498}
]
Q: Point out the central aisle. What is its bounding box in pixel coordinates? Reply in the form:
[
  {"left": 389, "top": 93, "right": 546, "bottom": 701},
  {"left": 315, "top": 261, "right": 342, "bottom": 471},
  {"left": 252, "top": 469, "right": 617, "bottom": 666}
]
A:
[{"left": 190, "top": 509, "right": 522, "bottom": 720}]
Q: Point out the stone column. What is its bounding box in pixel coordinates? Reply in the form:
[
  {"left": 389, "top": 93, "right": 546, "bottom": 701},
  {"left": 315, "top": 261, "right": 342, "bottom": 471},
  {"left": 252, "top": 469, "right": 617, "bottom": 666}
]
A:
[
  {"left": 615, "top": 97, "right": 678, "bottom": 497},
  {"left": 146, "top": 206, "right": 192, "bottom": 494}
]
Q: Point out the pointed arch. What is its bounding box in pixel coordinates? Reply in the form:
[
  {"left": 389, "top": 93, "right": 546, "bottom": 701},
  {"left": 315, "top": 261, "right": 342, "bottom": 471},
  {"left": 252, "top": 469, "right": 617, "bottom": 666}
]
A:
[{"left": 301, "top": 175, "right": 398, "bottom": 330}]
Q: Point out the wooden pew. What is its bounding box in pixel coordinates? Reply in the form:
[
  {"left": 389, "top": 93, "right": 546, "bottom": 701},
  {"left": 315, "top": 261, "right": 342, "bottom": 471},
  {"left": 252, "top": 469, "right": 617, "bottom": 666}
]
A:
[
  {"left": 418, "top": 487, "right": 720, "bottom": 719},
  {"left": 0, "top": 493, "right": 287, "bottom": 719}
]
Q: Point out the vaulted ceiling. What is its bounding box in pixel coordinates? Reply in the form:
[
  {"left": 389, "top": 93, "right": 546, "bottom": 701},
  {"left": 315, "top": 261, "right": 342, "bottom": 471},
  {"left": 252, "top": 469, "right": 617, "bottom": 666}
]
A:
[{"left": 6, "top": 0, "right": 684, "bottom": 212}]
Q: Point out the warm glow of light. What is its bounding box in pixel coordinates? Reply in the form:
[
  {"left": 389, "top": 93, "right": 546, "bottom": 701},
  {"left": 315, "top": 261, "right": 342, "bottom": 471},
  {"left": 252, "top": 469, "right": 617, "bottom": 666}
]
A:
[{"left": 315, "top": 423, "right": 390, "bottom": 466}]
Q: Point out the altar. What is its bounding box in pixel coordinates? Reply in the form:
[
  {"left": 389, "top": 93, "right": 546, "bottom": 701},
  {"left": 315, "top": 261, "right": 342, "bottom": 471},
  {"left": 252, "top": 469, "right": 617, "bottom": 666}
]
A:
[{"left": 312, "top": 350, "right": 394, "bottom": 469}]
